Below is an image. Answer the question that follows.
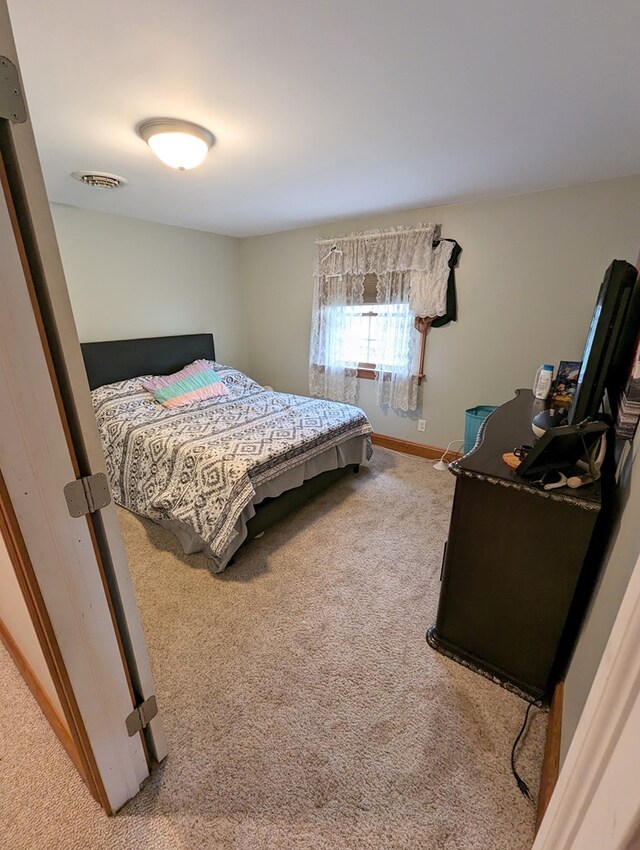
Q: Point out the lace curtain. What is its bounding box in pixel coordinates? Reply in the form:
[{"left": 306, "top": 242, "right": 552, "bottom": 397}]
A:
[
  {"left": 309, "top": 272, "right": 364, "bottom": 405},
  {"left": 309, "top": 224, "right": 454, "bottom": 411},
  {"left": 375, "top": 270, "right": 419, "bottom": 411}
]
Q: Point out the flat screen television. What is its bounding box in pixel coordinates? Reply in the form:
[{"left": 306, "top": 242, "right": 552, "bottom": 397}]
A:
[{"left": 567, "top": 260, "right": 640, "bottom": 426}]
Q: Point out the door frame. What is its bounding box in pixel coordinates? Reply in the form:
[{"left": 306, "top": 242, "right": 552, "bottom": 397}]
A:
[
  {"left": 0, "top": 0, "right": 165, "bottom": 813},
  {"left": 533, "top": 549, "right": 640, "bottom": 849},
  {"left": 0, "top": 135, "right": 148, "bottom": 812},
  {"left": 0, "top": 3, "right": 166, "bottom": 767},
  {"left": 0, "top": 104, "right": 168, "bottom": 769},
  {"left": 0, "top": 468, "right": 109, "bottom": 805}
]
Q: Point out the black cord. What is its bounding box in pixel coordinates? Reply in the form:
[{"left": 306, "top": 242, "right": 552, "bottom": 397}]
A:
[{"left": 511, "top": 699, "right": 542, "bottom": 800}]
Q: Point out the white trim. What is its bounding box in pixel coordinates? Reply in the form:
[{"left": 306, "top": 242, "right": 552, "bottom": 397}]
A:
[
  {"left": 8, "top": 94, "right": 168, "bottom": 766},
  {"left": 0, "top": 171, "right": 147, "bottom": 809},
  {"left": 1, "top": 0, "right": 165, "bottom": 771},
  {"left": 533, "top": 551, "right": 640, "bottom": 849},
  {"left": 0, "top": 0, "right": 161, "bottom": 808}
]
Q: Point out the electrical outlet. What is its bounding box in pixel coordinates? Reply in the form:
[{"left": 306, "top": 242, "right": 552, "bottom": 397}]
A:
[{"left": 418, "top": 419, "right": 426, "bottom": 432}]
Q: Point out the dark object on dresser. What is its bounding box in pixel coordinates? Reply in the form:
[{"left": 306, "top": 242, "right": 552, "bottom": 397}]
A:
[{"left": 427, "top": 389, "right": 609, "bottom": 702}]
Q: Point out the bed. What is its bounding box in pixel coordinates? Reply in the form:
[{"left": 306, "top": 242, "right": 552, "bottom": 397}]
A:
[{"left": 82, "top": 334, "right": 372, "bottom": 572}]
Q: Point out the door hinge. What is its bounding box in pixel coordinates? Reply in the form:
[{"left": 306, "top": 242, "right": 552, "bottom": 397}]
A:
[
  {"left": 63, "top": 472, "right": 111, "bottom": 517},
  {"left": 0, "top": 57, "right": 27, "bottom": 123},
  {"left": 125, "top": 695, "right": 158, "bottom": 737}
]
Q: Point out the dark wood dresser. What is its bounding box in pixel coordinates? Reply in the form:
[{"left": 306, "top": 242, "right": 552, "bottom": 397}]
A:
[{"left": 427, "top": 389, "right": 604, "bottom": 701}]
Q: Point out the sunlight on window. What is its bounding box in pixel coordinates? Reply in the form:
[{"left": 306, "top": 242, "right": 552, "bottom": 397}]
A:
[{"left": 338, "top": 303, "right": 411, "bottom": 369}]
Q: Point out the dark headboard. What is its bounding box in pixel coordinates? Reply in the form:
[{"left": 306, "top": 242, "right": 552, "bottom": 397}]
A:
[{"left": 81, "top": 333, "right": 215, "bottom": 390}]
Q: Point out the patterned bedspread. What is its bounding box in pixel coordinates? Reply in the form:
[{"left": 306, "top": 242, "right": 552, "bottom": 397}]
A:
[{"left": 92, "top": 364, "right": 372, "bottom": 558}]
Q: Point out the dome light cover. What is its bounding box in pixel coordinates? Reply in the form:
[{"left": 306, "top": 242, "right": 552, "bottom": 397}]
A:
[{"left": 137, "top": 119, "right": 214, "bottom": 170}]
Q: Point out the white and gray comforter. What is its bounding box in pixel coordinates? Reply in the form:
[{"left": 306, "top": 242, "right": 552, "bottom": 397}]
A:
[{"left": 92, "top": 364, "right": 372, "bottom": 563}]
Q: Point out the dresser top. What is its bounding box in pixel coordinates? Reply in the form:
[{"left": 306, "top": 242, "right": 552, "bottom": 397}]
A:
[{"left": 450, "top": 389, "right": 602, "bottom": 509}]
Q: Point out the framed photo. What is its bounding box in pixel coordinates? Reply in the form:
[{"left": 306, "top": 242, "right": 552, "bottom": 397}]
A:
[{"left": 552, "top": 360, "right": 582, "bottom": 406}]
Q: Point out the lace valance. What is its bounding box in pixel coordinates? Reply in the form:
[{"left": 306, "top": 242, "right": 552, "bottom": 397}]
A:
[{"left": 314, "top": 223, "right": 455, "bottom": 318}]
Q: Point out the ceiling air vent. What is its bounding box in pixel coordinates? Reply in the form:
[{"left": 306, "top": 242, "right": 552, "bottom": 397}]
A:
[{"left": 71, "top": 171, "right": 128, "bottom": 189}]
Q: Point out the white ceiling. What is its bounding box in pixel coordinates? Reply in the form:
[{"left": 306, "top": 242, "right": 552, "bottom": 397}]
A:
[{"left": 7, "top": 0, "right": 640, "bottom": 237}]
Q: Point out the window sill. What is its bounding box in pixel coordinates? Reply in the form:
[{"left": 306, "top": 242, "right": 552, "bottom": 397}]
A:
[
  {"left": 356, "top": 366, "right": 424, "bottom": 384},
  {"left": 356, "top": 366, "right": 377, "bottom": 380},
  {"left": 312, "top": 364, "right": 424, "bottom": 384}
]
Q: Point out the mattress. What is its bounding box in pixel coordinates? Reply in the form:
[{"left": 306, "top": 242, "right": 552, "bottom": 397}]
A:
[{"left": 92, "top": 363, "right": 373, "bottom": 571}]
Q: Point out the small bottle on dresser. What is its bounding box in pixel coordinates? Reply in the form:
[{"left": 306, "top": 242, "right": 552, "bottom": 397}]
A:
[{"left": 533, "top": 364, "right": 554, "bottom": 400}]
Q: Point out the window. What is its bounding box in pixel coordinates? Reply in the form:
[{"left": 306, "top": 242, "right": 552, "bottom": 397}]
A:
[
  {"left": 334, "top": 275, "right": 425, "bottom": 380},
  {"left": 309, "top": 225, "right": 452, "bottom": 411}
]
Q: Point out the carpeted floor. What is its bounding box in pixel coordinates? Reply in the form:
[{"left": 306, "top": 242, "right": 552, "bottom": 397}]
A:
[{"left": 1, "top": 447, "right": 546, "bottom": 849}]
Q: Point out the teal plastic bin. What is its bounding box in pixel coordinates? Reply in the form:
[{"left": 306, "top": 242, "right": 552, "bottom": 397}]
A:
[{"left": 463, "top": 405, "right": 498, "bottom": 454}]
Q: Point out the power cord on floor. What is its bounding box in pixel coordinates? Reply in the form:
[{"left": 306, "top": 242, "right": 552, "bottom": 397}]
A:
[{"left": 511, "top": 698, "right": 543, "bottom": 800}]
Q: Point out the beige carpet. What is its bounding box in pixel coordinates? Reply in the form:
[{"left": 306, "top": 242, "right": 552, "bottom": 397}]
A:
[{"left": 1, "top": 447, "right": 546, "bottom": 849}]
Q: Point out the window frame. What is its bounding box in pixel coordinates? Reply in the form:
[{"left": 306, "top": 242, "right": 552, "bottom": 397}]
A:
[{"left": 345, "top": 305, "right": 427, "bottom": 382}]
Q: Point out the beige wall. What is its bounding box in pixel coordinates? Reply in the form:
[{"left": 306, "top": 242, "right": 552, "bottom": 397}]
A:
[
  {"left": 238, "top": 176, "right": 640, "bottom": 761},
  {"left": 52, "top": 178, "right": 640, "bottom": 448},
  {"left": 0, "top": 531, "right": 65, "bottom": 720},
  {"left": 50, "top": 204, "right": 248, "bottom": 373},
  {"left": 561, "top": 439, "right": 640, "bottom": 761},
  {"left": 52, "top": 176, "right": 640, "bottom": 767},
  {"left": 239, "top": 175, "right": 640, "bottom": 448}
]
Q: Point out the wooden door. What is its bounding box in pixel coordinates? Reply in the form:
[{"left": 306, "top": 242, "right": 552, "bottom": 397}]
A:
[{"left": 0, "top": 0, "right": 166, "bottom": 813}]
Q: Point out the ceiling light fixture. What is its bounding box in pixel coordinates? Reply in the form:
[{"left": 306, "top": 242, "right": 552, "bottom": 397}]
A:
[{"left": 137, "top": 118, "right": 215, "bottom": 171}]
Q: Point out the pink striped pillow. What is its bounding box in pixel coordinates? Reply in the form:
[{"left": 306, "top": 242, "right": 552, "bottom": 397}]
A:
[{"left": 141, "top": 360, "right": 228, "bottom": 408}]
